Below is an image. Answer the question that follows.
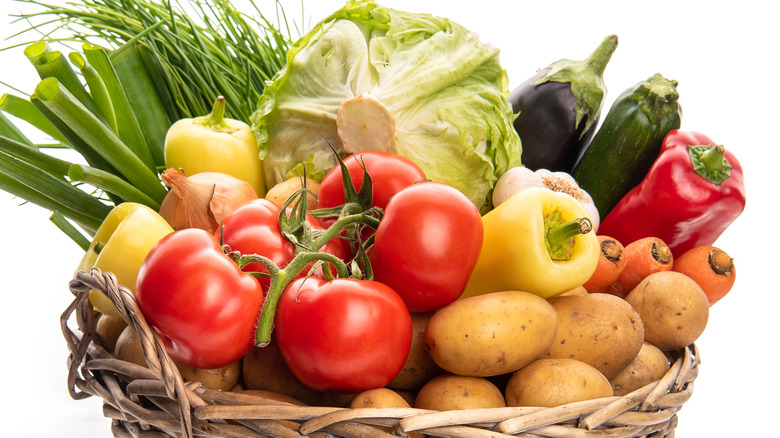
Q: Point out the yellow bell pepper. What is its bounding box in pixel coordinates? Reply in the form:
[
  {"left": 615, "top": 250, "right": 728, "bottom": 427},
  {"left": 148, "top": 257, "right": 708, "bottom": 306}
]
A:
[
  {"left": 461, "top": 187, "right": 600, "bottom": 299},
  {"left": 164, "top": 96, "right": 266, "bottom": 196},
  {"left": 76, "top": 202, "right": 174, "bottom": 317}
]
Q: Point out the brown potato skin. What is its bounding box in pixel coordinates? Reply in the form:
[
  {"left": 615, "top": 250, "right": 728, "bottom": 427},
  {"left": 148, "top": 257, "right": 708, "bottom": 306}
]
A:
[
  {"left": 95, "top": 313, "right": 128, "bottom": 352},
  {"left": 114, "top": 325, "right": 147, "bottom": 368},
  {"left": 543, "top": 293, "right": 644, "bottom": 379},
  {"left": 414, "top": 374, "right": 506, "bottom": 410},
  {"left": 610, "top": 342, "right": 671, "bottom": 396},
  {"left": 425, "top": 291, "right": 558, "bottom": 377},
  {"left": 625, "top": 271, "right": 709, "bottom": 351},
  {"left": 388, "top": 312, "right": 444, "bottom": 390},
  {"left": 505, "top": 358, "right": 614, "bottom": 407},
  {"left": 175, "top": 359, "right": 242, "bottom": 391},
  {"left": 242, "top": 342, "right": 354, "bottom": 407},
  {"left": 349, "top": 388, "right": 411, "bottom": 409},
  {"left": 265, "top": 177, "right": 319, "bottom": 210}
]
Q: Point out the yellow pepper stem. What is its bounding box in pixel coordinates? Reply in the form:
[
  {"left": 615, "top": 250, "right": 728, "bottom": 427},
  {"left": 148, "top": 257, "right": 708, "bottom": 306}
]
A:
[
  {"left": 195, "top": 95, "right": 234, "bottom": 133},
  {"left": 545, "top": 212, "right": 593, "bottom": 261}
]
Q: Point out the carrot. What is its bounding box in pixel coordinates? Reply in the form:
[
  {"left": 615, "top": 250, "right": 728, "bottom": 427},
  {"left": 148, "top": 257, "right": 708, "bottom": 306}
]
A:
[
  {"left": 672, "top": 245, "right": 736, "bottom": 306},
  {"left": 607, "top": 237, "right": 673, "bottom": 297},
  {"left": 582, "top": 235, "right": 626, "bottom": 293}
]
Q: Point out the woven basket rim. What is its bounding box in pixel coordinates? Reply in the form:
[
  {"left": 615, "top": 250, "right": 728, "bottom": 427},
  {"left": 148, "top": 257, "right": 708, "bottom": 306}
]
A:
[{"left": 63, "top": 268, "right": 699, "bottom": 438}]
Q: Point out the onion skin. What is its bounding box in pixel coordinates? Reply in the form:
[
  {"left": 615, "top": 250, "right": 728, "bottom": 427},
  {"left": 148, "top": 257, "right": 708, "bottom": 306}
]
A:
[{"left": 159, "top": 168, "right": 258, "bottom": 233}]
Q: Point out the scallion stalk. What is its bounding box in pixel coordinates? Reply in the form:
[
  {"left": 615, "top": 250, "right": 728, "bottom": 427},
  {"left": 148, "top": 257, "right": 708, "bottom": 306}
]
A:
[
  {"left": 31, "top": 49, "right": 104, "bottom": 120},
  {"left": 49, "top": 211, "right": 92, "bottom": 251},
  {"left": 69, "top": 51, "right": 118, "bottom": 134},
  {"left": 0, "top": 111, "right": 34, "bottom": 147},
  {"left": 0, "top": 93, "right": 70, "bottom": 146},
  {"left": 0, "top": 135, "right": 72, "bottom": 176},
  {"left": 68, "top": 163, "right": 160, "bottom": 210},
  {"left": 82, "top": 44, "right": 156, "bottom": 171},
  {"left": 33, "top": 77, "right": 167, "bottom": 204},
  {"left": 0, "top": 151, "right": 109, "bottom": 234}
]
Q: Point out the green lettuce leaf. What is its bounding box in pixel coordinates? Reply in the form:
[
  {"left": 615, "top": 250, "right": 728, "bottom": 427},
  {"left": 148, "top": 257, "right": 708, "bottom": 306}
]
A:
[{"left": 251, "top": 0, "right": 521, "bottom": 211}]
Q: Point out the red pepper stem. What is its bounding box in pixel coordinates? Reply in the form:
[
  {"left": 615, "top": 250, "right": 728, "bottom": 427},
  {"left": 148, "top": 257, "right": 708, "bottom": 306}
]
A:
[
  {"left": 254, "top": 251, "right": 349, "bottom": 347},
  {"left": 699, "top": 144, "right": 726, "bottom": 173},
  {"left": 545, "top": 216, "right": 592, "bottom": 261},
  {"left": 688, "top": 144, "right": 732, "bottom": 184}
]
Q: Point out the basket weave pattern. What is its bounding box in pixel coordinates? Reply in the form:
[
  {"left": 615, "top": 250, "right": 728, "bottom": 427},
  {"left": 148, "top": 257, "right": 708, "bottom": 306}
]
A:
[{"left": 64, "top": 268, "right": 699, "bottom": 438}]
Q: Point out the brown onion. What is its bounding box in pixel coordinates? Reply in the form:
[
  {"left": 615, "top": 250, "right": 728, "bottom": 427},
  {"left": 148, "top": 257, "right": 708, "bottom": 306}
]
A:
[{"left": 159, "top": 168, "right": 258, "bottom": 233}]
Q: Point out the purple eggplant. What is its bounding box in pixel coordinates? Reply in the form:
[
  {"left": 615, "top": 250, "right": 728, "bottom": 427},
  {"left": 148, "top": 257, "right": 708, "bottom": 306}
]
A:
[{"left": 509, "top": 35, "right": 618, "bottom": 172}]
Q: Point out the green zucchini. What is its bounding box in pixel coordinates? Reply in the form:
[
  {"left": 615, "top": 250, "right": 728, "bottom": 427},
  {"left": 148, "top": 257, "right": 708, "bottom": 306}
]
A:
[{"left": 572, "top": 73, "right": 682, "bottom": 219}]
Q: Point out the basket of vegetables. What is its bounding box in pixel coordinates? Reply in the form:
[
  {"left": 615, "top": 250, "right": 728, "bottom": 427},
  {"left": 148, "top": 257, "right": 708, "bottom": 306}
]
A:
[{"left": 1, "top": 0, "right": 746, "bottom": 437}]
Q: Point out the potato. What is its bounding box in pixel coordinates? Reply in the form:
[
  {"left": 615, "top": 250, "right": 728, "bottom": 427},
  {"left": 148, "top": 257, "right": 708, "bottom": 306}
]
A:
[
  {"left": 95, "top": 313, "right": 128, "bottom": 352},
  {"left": 425, "top": 291, "right": 558, "bottom": 377},
  {"left": 625, "top": 271, "right": 709, "bottom": 351},
  {"left": 174, "top": 358, "right": 242, "bottom": 391},
  {"left": 559, "top": 285, "right": 589, "bottom": 296},
  {"left": 265, "top": 177, "right": 320, "bottom": 210},
  {"left": 544, "top": 293, "right": 644, "bottom": 379},
  {"left": 350, "top": 388, "right": 425, "bottom": 438},
  {"left": 114, "top": 325, "right": 147, "bottom": 368},
  {"left": 349, "top": 388, "right": 411, "bottom": 409},
  {"left": 505, "top": 358, "right": 613, "bottom": 407},
  {"left": 415, "top": 374, "right": 505, "bottom": 410},
  {"left": 610, "top": 342, "right": 671, "bottom": 396},
  {"left": 388, "top": 312, "right": 444, "bottom": 390},
  {"left": 242, "top": 342, "right": 354, "bottom": 407}
]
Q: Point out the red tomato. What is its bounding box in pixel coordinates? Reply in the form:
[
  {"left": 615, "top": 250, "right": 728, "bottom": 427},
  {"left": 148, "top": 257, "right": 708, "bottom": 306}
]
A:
[
  {"left": 317, "top": 150, "right": 426, "bottom": 212},
  {"left": 135, "top": 228, "right": 264, "bottom": 369},
  {"left": 274, "top": 277, "right": 412, "bottom": 393},
  {"left": 369, "top": 181, "right": 483, "bottom": 312},
  {"left": 218, "top": 198, "right": 346, "bottom": 291}
]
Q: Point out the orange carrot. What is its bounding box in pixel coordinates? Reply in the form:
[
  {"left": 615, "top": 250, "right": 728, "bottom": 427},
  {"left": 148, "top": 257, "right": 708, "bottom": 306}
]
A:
[
  {"left": 672, "top": 245, "right": 736, "bottom": 306},
  {"left": 582, "top": 235, "right": 626, "bottom": 293},
  {"left": 608, "top": 237, "right": 674, "bottom": 298}
]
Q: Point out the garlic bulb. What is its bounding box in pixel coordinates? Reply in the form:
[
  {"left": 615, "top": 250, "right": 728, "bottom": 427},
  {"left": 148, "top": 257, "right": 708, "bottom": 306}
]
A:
[{"left": 493, "top": 167, "right": 600, "bottom": 231}]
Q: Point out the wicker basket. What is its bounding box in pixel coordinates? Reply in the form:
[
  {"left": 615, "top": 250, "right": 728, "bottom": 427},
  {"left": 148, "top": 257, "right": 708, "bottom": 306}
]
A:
[{"left": 64, "top": 268, "right": 699, "bottom": 438}]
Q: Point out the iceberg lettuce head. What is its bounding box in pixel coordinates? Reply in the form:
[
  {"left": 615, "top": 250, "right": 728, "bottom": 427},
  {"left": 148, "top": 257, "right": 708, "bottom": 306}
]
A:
[{"left": 251, "top": 0, "right": 522, "bottom": 211}]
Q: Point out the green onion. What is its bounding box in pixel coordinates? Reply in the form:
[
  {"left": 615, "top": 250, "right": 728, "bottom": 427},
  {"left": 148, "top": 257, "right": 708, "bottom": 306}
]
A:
[
  {"left": 0, "top": 135, "right": 71, "bottom": 176},
  {"left": 31, "top": 49, "right": 104, "bottom": 120},
  {"left": 69, "top": 51, "right": 118, "bottom": 134},
  {"left": 13, "top": 0, "right": 292, "bottom": 123},
  {"left": 49, "top": 211, "right": 92, "bottom": 251},
  {"left": 108, "top": 43, "right": 172, "bottom": 168},
  {"left": 0, "top": 111, "right": 34, "bottom": 147},
  {"left": 33, "top": 77, "right": 168, "bottom": 204},
  {"left": 0, "top": 93, "right": 70, "bottom": 146},
  {"left": 82, "top": 44, "right": 156, "bottom": 171},
  {"left": 0, "top": 146, "right": 109, "bottom": 234},
  {"left": 68, "top": 163, "right": 160, "bottom": 210}
]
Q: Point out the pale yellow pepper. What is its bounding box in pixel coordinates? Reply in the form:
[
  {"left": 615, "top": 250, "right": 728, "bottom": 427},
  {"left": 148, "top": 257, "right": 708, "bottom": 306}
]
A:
[
  {"left": 164, "top": 96, "right": 266, "bottom": 196},
  {"left": 76, "top": 202, "right": 174, "bottom": 317},
  {"left": 461, "top": 187, "right": 600, "bottom": 299}
]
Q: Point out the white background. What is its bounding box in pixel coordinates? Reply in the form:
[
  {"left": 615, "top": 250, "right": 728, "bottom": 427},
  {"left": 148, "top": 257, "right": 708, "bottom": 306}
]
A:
[{"left": 1, "top": 0, "right": 777, "bottom": 436}]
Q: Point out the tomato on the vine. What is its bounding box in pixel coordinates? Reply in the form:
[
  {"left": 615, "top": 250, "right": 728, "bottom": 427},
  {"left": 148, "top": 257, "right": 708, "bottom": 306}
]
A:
[
  {"left": 274, "top": 277, "right": 412, "bottom": 393},
  {"left": 317, "top": 150, "right": 426, "bottom": 213},
  {"left": 135, "top": 228, "right": 264, "bottom": 369},
  {"left": 218, "top": 198, "right": 346, "bottom": 291},
  {"left": 369, "top": 181, "right": 484, "bottom": 312}
]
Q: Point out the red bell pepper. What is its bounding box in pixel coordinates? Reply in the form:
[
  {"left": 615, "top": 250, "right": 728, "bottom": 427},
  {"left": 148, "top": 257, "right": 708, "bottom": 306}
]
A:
[{"left": 598, "top": 129, "right": 746, "bottom": 257}]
